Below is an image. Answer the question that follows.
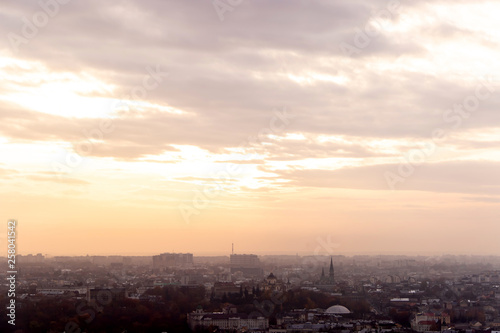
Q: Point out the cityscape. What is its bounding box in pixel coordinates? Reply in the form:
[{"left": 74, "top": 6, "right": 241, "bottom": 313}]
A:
[
  {"left": 2, "top": 0, "right": 500, "bottom": 332},
  {"left": 1, "top": 251, "right": 500, "bottom": 332}
]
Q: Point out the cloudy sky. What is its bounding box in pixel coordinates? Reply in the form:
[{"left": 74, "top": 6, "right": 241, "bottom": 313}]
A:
[{"left": 1, "top": 0, "right": 499, "bottom": 256}]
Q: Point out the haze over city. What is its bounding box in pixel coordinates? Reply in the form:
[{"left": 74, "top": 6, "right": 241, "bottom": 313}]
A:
[{"left": 1, "top": 0, "right": 500, "bottom": 257}]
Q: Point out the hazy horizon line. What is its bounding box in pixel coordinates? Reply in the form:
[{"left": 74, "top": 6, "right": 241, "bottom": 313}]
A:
[{"left": 12, "top": 251, "right": 500, "bottom": 258}]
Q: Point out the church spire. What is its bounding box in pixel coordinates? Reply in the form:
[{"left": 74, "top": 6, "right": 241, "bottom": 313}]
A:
[{"left": 329, "top": 257, "right": 334, "bottom": 280}]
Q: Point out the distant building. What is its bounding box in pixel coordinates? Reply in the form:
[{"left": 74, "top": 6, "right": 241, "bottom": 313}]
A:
[
  {"left": 315, "top": 257, "right": 336, "bottom": 291},
  {"left": 83, "top": 256, "right": 125, "bottom": 266},
  {"left": 188, "top": 306, "right": 268, "bottom": 331},
  {"left": 276, "top": 306, "right": 352, "bottom": 326},
  {"left": 17, "top": 253, "right": 44, "bottom": 264},
  {"left": 152, "top": 252, "right": 193, "bottom": 268},
  {"left": 230, "top": 254, "right": 263, "bottom": 278},
  {"left": 262, "top": 272, "right": 291, "bottom": 292},
  {"left": 37, "top": 287, "right": 87, "bottom": 296},
  {"left": 87, "top": 287, "right": 127, "bottom": 303},
  {"left": 212, "top": 282, "right": 240, "bottom": 299},
  {"left": 411, "top": 312, "right": 450, "bottom": 332},
  {"left": 325, "top": 305, "right": 351, "bottom": 315},
  {"left": 230, "top": 254, "right": 260, "bottom": 267}
]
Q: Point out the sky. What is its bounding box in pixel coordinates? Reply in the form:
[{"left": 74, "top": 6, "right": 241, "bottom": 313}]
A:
[{"left": 0, "top": 0, "right": 499, "bottom": 256}]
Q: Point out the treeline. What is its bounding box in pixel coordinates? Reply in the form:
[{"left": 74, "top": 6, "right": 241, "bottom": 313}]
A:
[
  {"left": 0, "top": 286, "right": 372, "bottom": 332},
  {"left": 0, "top": 286, "right": 206, "bottom": 333}
]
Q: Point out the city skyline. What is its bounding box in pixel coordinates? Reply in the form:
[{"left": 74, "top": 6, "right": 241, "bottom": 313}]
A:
[
  {"left": 1, "top": 0, "right": 500, "bottom": 257},
  {"left": 9, "top": 248, "right": 500, "bottom": 258}
]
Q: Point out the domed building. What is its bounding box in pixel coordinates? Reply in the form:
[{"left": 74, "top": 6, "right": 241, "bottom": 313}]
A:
[
  {"left": 325, "top": 305, "right": 351, "bottom": 315},
  {"left": 266, "top": 272, "right": 277, "bottom": 285},
  {"left": 312, "top": 305, "right": 352, "bottom": 322},
  {"left": 262, "top": 272, "right": 291, "bottom": 292}
]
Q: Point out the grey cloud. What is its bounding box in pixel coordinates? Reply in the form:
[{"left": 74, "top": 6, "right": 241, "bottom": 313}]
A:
[
  {"left": 268, "top": 160, "right": 500, "bottom": 195},
  {"left": 1, "top": 0, "right": 499, "bottom": 161}
]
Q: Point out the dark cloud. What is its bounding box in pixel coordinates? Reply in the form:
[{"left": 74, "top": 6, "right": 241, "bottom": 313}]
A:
[
  {"left": 1, "top": 1, "right": 499, "bottom": 147},
  {"left": 0, "top": 0, "right": 499, "bottom": 189}
]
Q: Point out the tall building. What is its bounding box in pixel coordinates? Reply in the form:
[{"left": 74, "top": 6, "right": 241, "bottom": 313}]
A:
[
  {"left": 17, "top": 253, "right": 45, "bottom": 264},
  {"left": 230, "top": 254, "right": 263, "bottom": 278},
  {"left": 152, "top": 252, "right": 193, "bottom": 268},
  {"left": 316, "top": 257, "right": 335, "bottom": 290},
  {"left": 230, "top": 254, "right": 260, "bottom": 268},
  {"left": 329, "top": 257, "right": 334, "bottom": 283}
]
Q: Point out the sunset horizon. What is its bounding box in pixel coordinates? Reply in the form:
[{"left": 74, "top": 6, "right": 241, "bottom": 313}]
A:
[
  {"left": 2, "top": 0, "right": 500, "bottom": 258},
  {"left": 2, "top": 1, "right": 500, "bottom": 332}
]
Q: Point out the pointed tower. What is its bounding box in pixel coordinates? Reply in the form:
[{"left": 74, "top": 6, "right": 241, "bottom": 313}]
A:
[
  {"left": 329, "top": 257, "right": 334, "bottom": 284},
  {"left": 321, "top": 267, "right": 325, "bottom": 279}
]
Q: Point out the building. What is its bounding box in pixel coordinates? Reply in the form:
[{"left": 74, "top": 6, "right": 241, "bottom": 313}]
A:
[
  {"left": 152, "top": 252, "right": 193, "bottom": 268},
  {"left": 262, "top": 273, "right": 291, "bottom": 292},
  {"left": 212, "top": 282, "right": 240, "bottom": 299},
  {"left": 316, "top": 257, "right": 336, "bottom": 291},
  {"left": 17, "top": 253, "right": 44, "bottom": 264},
  {"left": 37, "top": 287, "right": 87, "bottom": 296},
  {"left": 411, "top": 312, "right": 450, "bottom": 332},
  {"left": 319, "top": 257, "right": 335, "bottom": 284},
  {"left": 87, "top": 287, "right": 127, "bottom": 303},
  {"left": 230, "top": 254, "right": 263, "bottom": 278},
  {"left": 230, "top": 254, "right": 260, "bottom": 267},
  {"left": 325, "top": 305, "right": 351, "bottom": 315},
  {"left": 188, "top": 306, "right": 268, "bottom": 331}
]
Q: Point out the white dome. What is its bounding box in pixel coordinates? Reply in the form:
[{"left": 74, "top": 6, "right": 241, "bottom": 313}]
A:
[{"left": 325, "top": 305, "right": 350, "bottom": 314}]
